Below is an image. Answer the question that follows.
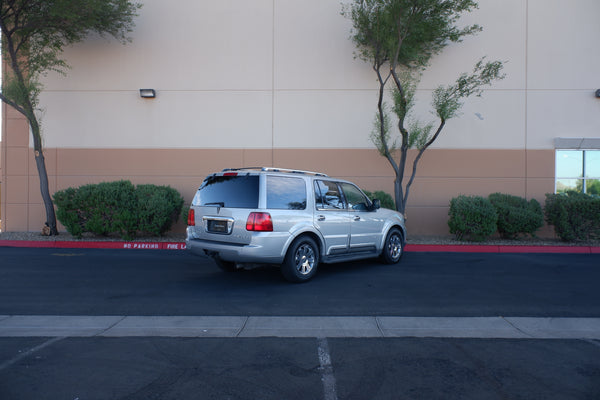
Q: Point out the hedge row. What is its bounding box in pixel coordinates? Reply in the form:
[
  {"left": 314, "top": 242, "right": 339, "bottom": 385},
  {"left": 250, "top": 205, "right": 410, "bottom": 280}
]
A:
[
  {"left": 545, "top": 192, "right": 600, "bottom": 241},
  {"left": 448, "top": 195, "right": 498, "bottom": 242},
  {"left": 448, "top": 193, "right": 544, "bottom": 242},
  {"left": 448, "top": 192, "right": 600, "bottom": 242},
  {"left": 53, "top": 180, "right": 184, "bottom": 240},
  {"left": 489, "top": 193, "right": 544, "bottom": 240}
]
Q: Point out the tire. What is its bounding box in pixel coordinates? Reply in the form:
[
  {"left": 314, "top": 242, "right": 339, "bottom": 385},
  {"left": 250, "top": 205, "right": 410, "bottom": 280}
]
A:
[
  {"left": 214, "top": 257, "right": 237, "bottom": 272},
  {"left": 380, "top": 227, "right": 404, "bottom": 264},
  {"left": 281, "top": 236, "right": 319, "bottom": 283}
]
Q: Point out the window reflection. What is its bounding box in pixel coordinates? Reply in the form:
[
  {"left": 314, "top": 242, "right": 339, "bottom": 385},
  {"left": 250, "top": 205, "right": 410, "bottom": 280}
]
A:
[
  {"left": 267, "top": 176, "right": 307, "bottom": 210},
  {"left": 196, "top": 175, "right": 259, "bottom": 208},
  {"left": 585, "top": 152, "right": 600, "bottom": 178},
  {"left": 556, "top": 150, "right": 582, "bottom": 178},
  {"left": 555, "top": 150, "right": 600, "bottom": 194},
  {"left": 555, "top": 179, "right": 580, "bottom": 193},
  {"left": 339, "top": 182, "right": 370, "bottom": 211},
  {"left": 587, "top": 179, "right": 600, "bottom": 195},
  {"left": 315, "top": 180, "right": 344, "bottom": 210}
]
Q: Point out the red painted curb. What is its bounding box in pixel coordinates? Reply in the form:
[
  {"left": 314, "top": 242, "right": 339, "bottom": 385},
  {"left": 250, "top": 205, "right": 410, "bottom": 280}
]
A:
[
  {"left": 497, "top": 245, "right": 592, "bottom": 254},
  {"left": 0, "top": 240, "right": 598, "bottom": 254},
  {"left": 0, "top": 240, "right": 186, "bottom": 250},
  {"left": 404, "top": 244, "right": 596, "bottom": 254},
  {"left": 405, "top": 244, "right": 499, "bottom": 253}
]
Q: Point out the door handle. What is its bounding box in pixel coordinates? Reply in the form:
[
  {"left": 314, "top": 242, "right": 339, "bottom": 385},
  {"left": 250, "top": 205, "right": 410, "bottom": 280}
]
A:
[
  {"left": 318, "top": 215, "right": 326, "bottom": 221},
  {"left": 353, "top": 216, "right": 361, "bottom": 221}
]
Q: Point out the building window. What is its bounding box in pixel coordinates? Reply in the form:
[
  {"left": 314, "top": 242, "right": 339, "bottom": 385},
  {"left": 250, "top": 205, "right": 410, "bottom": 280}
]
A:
[{"left": 555, "top": 150, "right": 600, "bottom": 195}]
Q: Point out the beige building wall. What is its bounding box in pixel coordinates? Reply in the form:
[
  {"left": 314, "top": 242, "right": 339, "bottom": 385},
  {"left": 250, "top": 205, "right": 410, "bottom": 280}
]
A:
[{"left": 1, "top": 0, "right": 599, "bottom": 235}]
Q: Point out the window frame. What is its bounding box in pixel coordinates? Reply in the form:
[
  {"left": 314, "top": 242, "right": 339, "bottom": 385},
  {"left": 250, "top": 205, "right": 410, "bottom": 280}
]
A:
[
  {"left": 555, "top": 148, "right": 600, "bottom": 194},
  {"left": 314, "top": 180, "right": 346, "bottom": 211}
]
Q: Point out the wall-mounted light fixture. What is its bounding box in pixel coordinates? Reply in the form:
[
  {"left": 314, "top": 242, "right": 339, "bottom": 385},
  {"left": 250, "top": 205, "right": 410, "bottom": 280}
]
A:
[
  {"left": 596, "top": 89, "right": 600, "bottom": 98},
  {"left": 139, "top": 88, "right": 156, "bottom": 98}
]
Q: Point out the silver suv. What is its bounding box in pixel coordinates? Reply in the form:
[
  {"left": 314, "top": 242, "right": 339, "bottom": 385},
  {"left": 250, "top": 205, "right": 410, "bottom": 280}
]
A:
[{"left": 186, "top": 168, "right": 407, "bottom": 282}]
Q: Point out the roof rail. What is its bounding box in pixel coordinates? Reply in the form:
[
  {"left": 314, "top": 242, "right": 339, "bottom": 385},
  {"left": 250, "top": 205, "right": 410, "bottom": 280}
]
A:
[
  {"left": 261, "top": 167, "right": 329, "bottom": 177},
  {"left": 221, "top": 167, "right": 263, "bottom": 172},
  {"left": 221, "top": 167, "right": 328, "bottom": 177}
]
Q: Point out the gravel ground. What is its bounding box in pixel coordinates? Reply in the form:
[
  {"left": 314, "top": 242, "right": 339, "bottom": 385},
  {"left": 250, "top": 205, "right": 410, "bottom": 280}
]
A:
[{"left": 1, "top": 230, "right": 598, "bottom": 247}]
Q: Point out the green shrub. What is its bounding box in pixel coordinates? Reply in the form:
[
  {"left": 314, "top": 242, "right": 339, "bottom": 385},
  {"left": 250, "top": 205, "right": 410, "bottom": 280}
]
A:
[
  {"left": 181, "top": 207, "right": 190, "bottom": 226},
  {"left": 54, "top": 180, "right": 184, "bottom": 240},
  {"left": 54, "top": 180, "right": 137, "bottom": 239},
  {"left": 136, "top": 184, "right": 185, "bottom": 236},
  {"left": 364, "top": 190, "right": 396, "bottom": 210},
  {"left": 448, "top": 195, "right": 498, "bottom": 242},
  {"left": 544, "top": 192, "right": 600, "bottom": 241},
  {"left": 488, "top": 193, "right": 543, "bottom": 239},
  {"left": 53, "top": 187, "right": 83, "bottom": 237}
]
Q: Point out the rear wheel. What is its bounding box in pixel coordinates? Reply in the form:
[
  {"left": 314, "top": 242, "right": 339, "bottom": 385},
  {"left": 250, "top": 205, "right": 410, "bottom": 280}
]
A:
[
  {"left": 381, "top": 227, "right": 404, "bottom": 264},
  {"left": 281, "top": 236, "right": 319, "bottom": 282}
]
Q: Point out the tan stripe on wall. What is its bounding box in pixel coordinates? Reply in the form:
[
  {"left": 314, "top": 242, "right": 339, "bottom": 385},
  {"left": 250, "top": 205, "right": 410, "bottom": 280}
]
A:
[{"left": 1, "top": 148, "right": 554, "bottom": 235}]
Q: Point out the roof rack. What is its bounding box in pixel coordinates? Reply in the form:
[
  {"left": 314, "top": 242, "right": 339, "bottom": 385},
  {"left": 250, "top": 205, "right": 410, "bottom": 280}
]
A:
[{"left": 221, "top": 167, "right": 328, "bottom": 177}]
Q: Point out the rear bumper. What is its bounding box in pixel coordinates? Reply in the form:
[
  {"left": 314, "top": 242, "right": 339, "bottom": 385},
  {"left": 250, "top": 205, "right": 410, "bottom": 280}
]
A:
[{"left": 185, "top": 234, "right": 286, "bottom": 264}]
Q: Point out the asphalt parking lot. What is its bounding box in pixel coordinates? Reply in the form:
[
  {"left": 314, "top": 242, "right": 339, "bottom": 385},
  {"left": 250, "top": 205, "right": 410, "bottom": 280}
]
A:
[
  {"left": 2, "top": 337, "right": 600, "bottom": 399},
  {"left": 1, "top": 248, "right": 599, "bottom": 399}
]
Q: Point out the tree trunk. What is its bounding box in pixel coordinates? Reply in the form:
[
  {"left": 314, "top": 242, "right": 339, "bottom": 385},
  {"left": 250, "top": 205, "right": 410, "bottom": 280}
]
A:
[
  {"left": 34, "top": 149, "right": 59, "bottom": 235},
  {"left": 394, "top": 174, "right": 405, "bottom": 215}
]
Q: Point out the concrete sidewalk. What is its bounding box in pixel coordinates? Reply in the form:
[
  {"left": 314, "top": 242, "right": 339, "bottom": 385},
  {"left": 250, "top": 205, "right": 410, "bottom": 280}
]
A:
[{"left": 1, "top": 315, "right": 600, "bottom": 339}]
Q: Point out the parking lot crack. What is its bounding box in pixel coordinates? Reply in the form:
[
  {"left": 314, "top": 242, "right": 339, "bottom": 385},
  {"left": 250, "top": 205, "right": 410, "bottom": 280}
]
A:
[
  {"left": 235, "top": 316, "right": 249, "bottom": 337},
  {"left": 374, "top": 316, "right": 386, "bottom": 337},
  {"left": 94, "top": 315, "right": 127, "bottom": 337},
  {"left": 501, "top": 316, "right": 534, "bottom": 338}
]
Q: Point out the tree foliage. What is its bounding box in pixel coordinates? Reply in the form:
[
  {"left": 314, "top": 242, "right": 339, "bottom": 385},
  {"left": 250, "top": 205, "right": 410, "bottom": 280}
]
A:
[
  {"left": 0, "top": 0, "right": 141, "bottom": 234},
  {"left": 343, "top": 0, "right": 505, "bottom": 214}
]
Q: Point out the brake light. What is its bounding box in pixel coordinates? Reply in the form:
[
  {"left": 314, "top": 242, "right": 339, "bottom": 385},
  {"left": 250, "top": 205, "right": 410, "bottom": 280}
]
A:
[
  {"left": 246, "top": 212, "right": 273, "bottom": 232},
  {"left": 223, "top": 172, "right": 238, "bottom": 176},
  {"left": 187, "top": 209, "right": 195, "bottom": 226}
]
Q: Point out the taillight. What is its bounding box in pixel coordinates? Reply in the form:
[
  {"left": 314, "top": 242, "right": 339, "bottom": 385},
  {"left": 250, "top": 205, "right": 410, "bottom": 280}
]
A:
[
  {"left": 246, "top": 212, "right": 273, "bottom": 232},
  {"left": 187, "top": 209, "right": 195, "bottom": 226}
]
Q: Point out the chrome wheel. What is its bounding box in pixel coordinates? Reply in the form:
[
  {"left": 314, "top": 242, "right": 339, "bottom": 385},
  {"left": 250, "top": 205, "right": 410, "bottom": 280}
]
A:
[
  {"left": 388, "top": 233, "right": 402, "bottom": 261},
  {"left": 294, "top": 243, "right": 316, "bottom": 275},
  {"left": 381, "top": 228, "right": 404, "bottom": 264},
  {"left": 282, "top": 236, "right": 319, "bottom": 282}
]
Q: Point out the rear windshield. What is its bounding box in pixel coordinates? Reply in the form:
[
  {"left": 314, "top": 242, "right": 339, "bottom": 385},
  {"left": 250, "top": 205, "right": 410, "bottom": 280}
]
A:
[{"left": 193, "top": 175, "right": 259, "bottom": 208}]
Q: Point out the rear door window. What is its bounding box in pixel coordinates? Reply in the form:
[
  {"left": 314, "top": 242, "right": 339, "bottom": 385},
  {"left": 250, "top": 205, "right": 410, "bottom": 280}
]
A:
[
  {"left": 314, "top": 180, "right": 345, "bottom": 210},
  {"left": 267, "top": 176, "right": 307, "bottom": 210},
  {"left": 193, "top": 175, "right": 259, "bottom": 208}
]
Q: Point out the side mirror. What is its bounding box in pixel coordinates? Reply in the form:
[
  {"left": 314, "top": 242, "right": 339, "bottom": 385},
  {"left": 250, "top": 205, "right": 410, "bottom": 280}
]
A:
[{"left": 371, "top": 199, "right": 381, "bottom": 210}]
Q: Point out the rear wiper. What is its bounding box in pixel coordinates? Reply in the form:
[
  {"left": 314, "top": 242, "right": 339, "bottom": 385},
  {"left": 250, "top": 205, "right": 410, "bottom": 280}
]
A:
[{"left": 205, "top": 202, "right": 225, "bottom": 207}]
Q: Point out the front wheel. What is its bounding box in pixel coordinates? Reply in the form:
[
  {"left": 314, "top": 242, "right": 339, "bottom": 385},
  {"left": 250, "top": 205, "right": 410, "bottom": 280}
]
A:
[
  {"left": 380, "top": 228, "right": 404, "bottom": 264},
  {"left": 281, "top": 236, "right": 319, "bottom": 283}
]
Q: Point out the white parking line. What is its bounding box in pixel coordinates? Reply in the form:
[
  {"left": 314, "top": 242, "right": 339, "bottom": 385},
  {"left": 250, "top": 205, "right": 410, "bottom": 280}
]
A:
[
  {"left": 0, "top": 336, "right": 65, "bottom": 372},
  {"left": 317, "top": 337, "right": 338, "bottom": 400}
]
